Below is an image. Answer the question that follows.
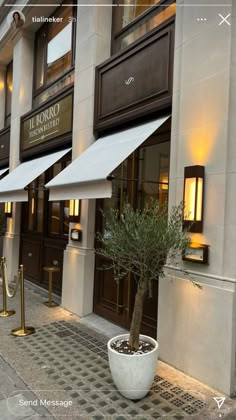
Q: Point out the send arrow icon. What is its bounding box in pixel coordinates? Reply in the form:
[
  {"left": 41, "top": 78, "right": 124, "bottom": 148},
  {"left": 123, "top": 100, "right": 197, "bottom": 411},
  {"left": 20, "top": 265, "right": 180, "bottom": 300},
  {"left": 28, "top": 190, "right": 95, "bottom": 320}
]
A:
[{"left": 213, "top": 397, "right": 226, "bottom": 409}]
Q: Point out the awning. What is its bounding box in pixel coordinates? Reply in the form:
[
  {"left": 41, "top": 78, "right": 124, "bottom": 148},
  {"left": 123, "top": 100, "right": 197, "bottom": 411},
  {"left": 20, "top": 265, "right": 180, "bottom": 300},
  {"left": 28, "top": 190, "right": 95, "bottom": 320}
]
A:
[
  {"left": 0, "top": 149, "right": 71, "bottom": 203},
  {"left": 0, "top": 167, "right": 9, "bottom": 178},
  {"left": 46, "top": 116, "right": 170, "bottom": 201}
]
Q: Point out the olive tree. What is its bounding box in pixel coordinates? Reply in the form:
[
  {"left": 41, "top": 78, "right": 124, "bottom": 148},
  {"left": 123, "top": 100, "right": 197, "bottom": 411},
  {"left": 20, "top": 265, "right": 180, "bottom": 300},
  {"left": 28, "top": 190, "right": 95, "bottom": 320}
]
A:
[{"left": 96, "top": 201, "right": 190, "bottom": 351}]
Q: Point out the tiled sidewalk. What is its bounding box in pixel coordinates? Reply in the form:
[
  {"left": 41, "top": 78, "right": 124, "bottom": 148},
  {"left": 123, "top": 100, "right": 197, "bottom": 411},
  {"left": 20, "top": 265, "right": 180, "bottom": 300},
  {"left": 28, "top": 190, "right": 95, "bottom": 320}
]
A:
[
  {"left": 7, "top": 319, "right": 206, "bottom": 419},
  {"left": 0, "top": 355, "right": 53, "bottom": 419},
  {"left": 0, "top": 280, "right": 236, "bottom": 419}
]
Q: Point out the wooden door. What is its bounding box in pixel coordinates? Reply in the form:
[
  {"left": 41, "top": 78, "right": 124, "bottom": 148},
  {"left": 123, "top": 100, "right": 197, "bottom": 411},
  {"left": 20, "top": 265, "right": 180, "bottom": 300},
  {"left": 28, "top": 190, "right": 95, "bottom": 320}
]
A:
[{"left": 94, "top": 136, "right": 170, "bottom": 338}]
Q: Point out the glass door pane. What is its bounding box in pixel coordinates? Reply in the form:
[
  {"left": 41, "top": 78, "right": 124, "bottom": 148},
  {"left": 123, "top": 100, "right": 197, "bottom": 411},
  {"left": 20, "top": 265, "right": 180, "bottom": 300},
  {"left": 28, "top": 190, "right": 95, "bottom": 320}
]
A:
[
  {"left": 37, "top": 173, "right": 45, "bottom": 232},
  {"left": 136, "top": 141, "right": 170, "bottom": 209}
]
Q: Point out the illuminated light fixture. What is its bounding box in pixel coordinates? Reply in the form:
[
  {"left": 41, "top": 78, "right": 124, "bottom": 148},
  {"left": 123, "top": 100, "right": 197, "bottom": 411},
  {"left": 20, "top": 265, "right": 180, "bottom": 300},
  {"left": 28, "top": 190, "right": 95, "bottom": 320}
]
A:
[
  {"left": 183, "top": 165, "right": 204, "bottom": 233},
  {"left": 31, "top": 197, "right": 35, "bottom": 215},
  {"left": 4, "top": 202, "right": 12, "bottom": 218},
  {"left": 183, "top": 242, "right": 209, "bottom": 264},
  {"left": 69, "top": 199, "right": 80, "bottom": 222},
  {"left": 71, "top": 228, "right": 82, "bottom": 242},
  {"left": 159, "top": 175, "right": 168, "bottom": 191}
]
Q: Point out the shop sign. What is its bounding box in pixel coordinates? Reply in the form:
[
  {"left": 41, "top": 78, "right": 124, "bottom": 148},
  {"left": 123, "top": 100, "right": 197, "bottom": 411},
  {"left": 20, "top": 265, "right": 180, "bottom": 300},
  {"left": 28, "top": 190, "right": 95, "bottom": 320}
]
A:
[{"left": 21, "top": 94, "right": 72, "bottom": 151}]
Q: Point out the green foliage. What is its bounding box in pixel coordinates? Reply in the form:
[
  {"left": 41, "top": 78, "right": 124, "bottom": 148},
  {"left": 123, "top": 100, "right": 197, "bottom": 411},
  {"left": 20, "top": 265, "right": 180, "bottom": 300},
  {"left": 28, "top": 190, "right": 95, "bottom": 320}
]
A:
[
  {"left": 96, "top": 200, "right": 191, "bottom": 348},
  {"left": 96, "top": 201, "right": 190, "bottom": 289}
]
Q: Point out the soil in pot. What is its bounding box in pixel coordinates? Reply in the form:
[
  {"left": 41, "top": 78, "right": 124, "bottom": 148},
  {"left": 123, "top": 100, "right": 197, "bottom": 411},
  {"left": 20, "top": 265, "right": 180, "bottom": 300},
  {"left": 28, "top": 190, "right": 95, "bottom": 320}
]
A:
[{"left": 111, "top": 339, "right": 155, "bottom": 355}]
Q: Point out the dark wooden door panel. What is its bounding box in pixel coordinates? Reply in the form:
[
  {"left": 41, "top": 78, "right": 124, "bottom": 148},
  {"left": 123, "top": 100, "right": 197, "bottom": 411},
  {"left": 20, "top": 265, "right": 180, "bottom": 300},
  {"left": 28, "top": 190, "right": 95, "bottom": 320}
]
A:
[
  {"left": 93, "top": 138, "right": 168, "bottom": 337},
  {"left": 94, "top": 256, "right": 158, "bottom": 337},
  {"left": 94, "top": 256, "right": 129, "bottom": 328},
  {"left": 21, "top": 239, "right": 41, "bottom": 284},
  {"left": 20, "top": 236, "right": 66, "bottom": 294}
]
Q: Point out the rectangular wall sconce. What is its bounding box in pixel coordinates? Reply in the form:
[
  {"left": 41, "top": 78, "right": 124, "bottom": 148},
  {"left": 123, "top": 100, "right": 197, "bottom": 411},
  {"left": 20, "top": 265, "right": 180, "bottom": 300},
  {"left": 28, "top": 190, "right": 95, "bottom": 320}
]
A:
[
  {"left": 4, "top": 202, "right": 12, "bottom": 218},
  {"left": 183, "top": 165, "right": 204, "bottom": 233},
  {"left": 71, "top": 228, "right": 82, "bottom": 242},
  {"left": 183, "top": 242, "right": 209, "bottom": 264},
  {"left": 31, "top": 197, "right": 35, "bottom": 215},
  {"left": 69, "top": 199, "right": 80, "bottom": 223}
]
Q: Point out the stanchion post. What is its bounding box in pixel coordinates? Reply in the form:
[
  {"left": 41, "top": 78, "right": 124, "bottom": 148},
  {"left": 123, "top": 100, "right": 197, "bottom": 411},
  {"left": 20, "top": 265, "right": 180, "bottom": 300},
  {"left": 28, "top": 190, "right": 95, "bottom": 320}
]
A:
[
  {"left": 11, "top": 265, "right": 35, "bottom": 337},
  {"left": 43, "top": 267, "right": 60, "bottom": 308},
  {"left": 48, "top": 270, "right": 52, "bottom": 307},
  {"left": 0, "top": 257, "right": 15, "bottom": 317}
]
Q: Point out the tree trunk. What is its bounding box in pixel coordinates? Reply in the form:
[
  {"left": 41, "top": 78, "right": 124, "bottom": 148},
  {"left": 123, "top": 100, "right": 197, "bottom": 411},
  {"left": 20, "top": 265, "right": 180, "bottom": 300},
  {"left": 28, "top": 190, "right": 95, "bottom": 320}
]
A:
[{"left": 129, "top": 278, "right": 148, "bottom": 351}]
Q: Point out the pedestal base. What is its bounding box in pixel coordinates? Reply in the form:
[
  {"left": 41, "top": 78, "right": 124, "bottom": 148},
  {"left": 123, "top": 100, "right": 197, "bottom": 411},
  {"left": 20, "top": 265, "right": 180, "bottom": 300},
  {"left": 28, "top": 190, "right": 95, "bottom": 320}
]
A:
[
  {"left": 11, "top": 326, "right": 35, "bottom": 337},
  {"left": 43, "top": 301, "right": 59, "bottom": 308},
  {"left": 0, "top": 309, "right": 15, "bottom": 317}
]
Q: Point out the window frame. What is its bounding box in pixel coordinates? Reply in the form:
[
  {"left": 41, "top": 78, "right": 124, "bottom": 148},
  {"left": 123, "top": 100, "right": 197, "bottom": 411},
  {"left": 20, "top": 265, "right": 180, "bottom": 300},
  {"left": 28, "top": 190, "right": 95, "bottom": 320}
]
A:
[
  {"left": 33, "top": 1, "right": 77, "bottom": 98},
  {"left": 21, "top": 152, "right": 71, "bottom": 238},
  {"left": 111, "top": 0, "right": 175, "bottom": 54},
  {"left": 46, "top": 157, "right": 71, "bottom": 239},
  {"left": 5, "top": 60, "right": 13, "bottom": 128}
]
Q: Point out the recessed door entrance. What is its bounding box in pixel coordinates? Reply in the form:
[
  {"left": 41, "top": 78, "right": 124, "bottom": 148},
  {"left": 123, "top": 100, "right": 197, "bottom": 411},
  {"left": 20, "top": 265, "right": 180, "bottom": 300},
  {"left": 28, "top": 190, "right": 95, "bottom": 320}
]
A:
[
  {"left": 94, "top": 135, "right": 170, "bottom": 338},
  {"left": 20, "top": 154, "right": 71, "bottom": 295}
]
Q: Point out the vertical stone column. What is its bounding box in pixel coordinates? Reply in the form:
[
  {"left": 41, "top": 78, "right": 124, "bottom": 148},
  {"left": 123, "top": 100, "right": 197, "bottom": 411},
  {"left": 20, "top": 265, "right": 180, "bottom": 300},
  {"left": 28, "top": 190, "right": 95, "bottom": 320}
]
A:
[
  {"left": 61, "top": 0, "right": 112, "bottom": 316},
  {"left": 3, "top": 30, "right": 34, "bottom": 282},
  {"left": 158, "top": 0, "right": 236, "bottom": 395},
  {"left": 0, "top": 64, "right": 6, "bottom": 130}
]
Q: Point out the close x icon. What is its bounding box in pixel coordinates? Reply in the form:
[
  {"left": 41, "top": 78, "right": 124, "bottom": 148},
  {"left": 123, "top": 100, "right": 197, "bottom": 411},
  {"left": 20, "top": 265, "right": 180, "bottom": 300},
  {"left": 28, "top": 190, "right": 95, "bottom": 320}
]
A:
[{"left": 218, "top": 13, "right": 231, "bottom": 26}]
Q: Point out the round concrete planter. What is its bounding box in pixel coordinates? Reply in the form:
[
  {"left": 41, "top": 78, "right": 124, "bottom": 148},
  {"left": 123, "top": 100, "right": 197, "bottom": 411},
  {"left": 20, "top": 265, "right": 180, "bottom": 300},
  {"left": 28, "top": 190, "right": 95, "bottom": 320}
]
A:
[{"left": 107, "top": 333, "right": 159, "bottom": 400}]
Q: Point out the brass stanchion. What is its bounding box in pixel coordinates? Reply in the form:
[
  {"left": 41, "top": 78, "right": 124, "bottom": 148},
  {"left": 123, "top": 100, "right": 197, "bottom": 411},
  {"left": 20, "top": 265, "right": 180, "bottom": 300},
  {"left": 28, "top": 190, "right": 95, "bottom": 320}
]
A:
[
  {"left": 11, "top": 265, "right": 35, "bottom": 337},
  {"left": 43, "top": 267, "right": 60, "bottom": 308},
  {"left": 0, "top": 257, "right": 15, "bottom": 317}
]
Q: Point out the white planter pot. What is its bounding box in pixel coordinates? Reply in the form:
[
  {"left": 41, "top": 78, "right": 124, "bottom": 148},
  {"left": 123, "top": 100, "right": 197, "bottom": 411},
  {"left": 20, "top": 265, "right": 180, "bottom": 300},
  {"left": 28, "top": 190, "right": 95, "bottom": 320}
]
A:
[{"left": 107, "top": 333, "right": 158, "bottom": 400}]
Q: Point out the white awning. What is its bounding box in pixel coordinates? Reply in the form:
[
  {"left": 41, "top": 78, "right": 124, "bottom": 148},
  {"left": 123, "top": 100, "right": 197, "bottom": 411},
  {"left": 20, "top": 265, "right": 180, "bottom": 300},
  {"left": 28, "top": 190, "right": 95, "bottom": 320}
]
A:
[
  {"left": 0, "top": 167, "right": 8, "bottom": 178},
  {"left": 0, "top": 149, "right": 71, "bottom": 203},
  {"left": 46, "top": 116, "right": 170, "bottom": 201}
]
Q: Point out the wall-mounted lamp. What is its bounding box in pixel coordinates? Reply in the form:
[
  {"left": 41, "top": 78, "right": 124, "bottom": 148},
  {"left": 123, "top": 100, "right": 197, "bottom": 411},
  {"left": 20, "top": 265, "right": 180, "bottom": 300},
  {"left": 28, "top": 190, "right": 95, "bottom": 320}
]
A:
[
  {"left": 183, "top": 165, "right": 204, "bottom": 233},
  {"left": 183, "top": 242, "right": 209, "bottom": 264},
  {"left": 4, "top": 202, "right": 12, "bottom": 218},
  {"left": 31, "top": 197, "right": 35, "bottom": 215},
  {"left": 69, "top": 199, "right": 80, "bottom": 223},
  {"left": 70, "top": 228, "right": 82, "bottom": 242}
]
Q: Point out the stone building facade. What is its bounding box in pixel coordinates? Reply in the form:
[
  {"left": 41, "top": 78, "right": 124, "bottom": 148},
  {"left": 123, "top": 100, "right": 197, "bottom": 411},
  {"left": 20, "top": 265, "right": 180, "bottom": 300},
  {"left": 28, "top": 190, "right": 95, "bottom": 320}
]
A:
[{"left": 0, "top": 0, "right": 236, "bottom": 396}]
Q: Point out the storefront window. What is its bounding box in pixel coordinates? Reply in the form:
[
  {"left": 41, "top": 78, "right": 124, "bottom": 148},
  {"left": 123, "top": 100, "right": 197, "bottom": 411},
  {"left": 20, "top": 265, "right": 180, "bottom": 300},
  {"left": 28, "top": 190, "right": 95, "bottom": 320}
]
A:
[
  {"left": 50, "top": 202, "right": 61, "bottom": 234},
  {"left": 34, "top": 3, "right": 76, "bottom": 102},
  {"left": 48, "top": 160, "right": 70, "bottom": 236},
  {"left": 121, "top": 0, "right": 161, "bottom": 28},
  {"left": 22, "top": 155, "right": 71, "bottom": 236},
  {"left": 28, "top": 181, "right": 37, "bottom": 232},
  {"left": 5, "top": 61, "right": 13, "bottom": 127},
  {"left": 137, "top": 142, "right": 170, "bottom": 209},
  {"left": 47, "top": 8, "right": 72, "bottom": 85},
  {"left": 103, "top": 161, "right": 128, "bottom": 217},
  {"left": 37, "top": 174, "right": 45, "bottom": 232},
  {"left": 34, "top": 70, "right": 74, "bottom": 107},
  {"left": 113, "top": 0, "right": 176, "bottom": 53},
  {"left": 63, "top": 201, "right": 70, "bottom": 234}
]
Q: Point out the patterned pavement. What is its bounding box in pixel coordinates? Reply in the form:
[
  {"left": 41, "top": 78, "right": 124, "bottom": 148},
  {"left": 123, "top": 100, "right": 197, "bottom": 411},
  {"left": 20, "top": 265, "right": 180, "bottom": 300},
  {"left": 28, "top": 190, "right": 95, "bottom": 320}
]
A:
[
  {"left": 0, "top": 280, "right": 236, "bottom": 419},
  {"left": 9, "top": 319, "right": 206, "bottom": 419}
]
